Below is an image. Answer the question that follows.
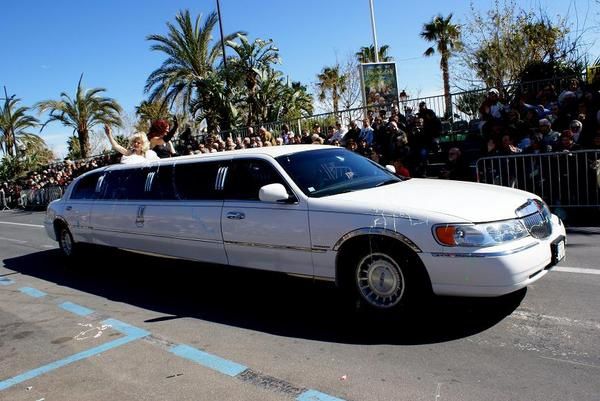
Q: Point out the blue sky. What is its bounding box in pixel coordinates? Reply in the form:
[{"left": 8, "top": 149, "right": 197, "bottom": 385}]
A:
[{"left": 1, "top": 0, "right": 598, "bottom": 157}]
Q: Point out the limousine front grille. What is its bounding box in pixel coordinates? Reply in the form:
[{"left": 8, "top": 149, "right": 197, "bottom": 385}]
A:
[{"left": 517, "top": 200, "right": 552, "bottom": 239}]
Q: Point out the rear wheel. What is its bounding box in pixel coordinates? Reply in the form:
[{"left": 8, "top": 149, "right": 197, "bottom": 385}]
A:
[{"left": 57, "top": 225, "right": 77, "bottom": 258}]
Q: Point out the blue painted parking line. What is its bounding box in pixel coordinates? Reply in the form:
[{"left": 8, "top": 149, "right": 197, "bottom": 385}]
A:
[
  {"left": 0, "top": 277, "right": 14, "bottom": 285},
  {"left": 297, "top": 389, "right": 347, "bottom": 401},
  {"left": 169, "top": 344, "right": 247, "bottom": 377},
  {"left": 0, "top": 318, "right": 149, "bottom": 391},
  {"left": 19, "top": 287, "right": 46, "bottom": 298},
  {"left": 103, "top": 318, "right": 150, "bottom": 338},
  {"left": 59, "top": 301, "right": 94, "bottom": 317}
]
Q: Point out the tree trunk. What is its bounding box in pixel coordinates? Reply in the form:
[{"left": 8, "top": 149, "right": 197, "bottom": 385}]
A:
[
  {"left": 5, "top": 129, "right": 15, "bottom": 158},
  {"left": 78, "top": 129, "right": 90, "bottom": 159},
  {"left": 333, "top": 86, "right": 339, "bottom": 116},
  {"left": 441, "top": 55, "right": 452, "bottom": 119}
]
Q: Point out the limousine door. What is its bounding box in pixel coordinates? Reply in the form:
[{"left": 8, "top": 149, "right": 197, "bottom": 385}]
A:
[
  {"left": 139, "top": 161, "right": 228, "bottom": 265},
  {"left": 90, "top": 167, "right": 153, "bottom": 249},
  {"left": 221, "top": 159, "right": 313, "bottom": 275},
  {"left": 64, "top": 171, "right": 104, "bottom": 243}
]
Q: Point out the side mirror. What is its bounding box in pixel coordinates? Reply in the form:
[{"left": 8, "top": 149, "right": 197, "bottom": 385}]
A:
[
  {"left": 385, "top": 165, "right": 396, "bottom": 174},
  {"left": 259, "top": 183, "right": 290, "bottom": 203}
]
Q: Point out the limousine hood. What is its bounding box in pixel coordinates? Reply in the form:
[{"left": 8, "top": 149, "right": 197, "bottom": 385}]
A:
[{"left": 316, "top": 178, "right": 535, "bottom": 223}]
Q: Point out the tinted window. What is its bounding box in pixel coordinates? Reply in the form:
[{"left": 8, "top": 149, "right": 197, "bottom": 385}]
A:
[
  {"left": 71, "top": 172, "right": 102, "bottom": 200},
  {"left": 101, "top": 168, "right": 151, "bottom": 200},
  {"left": 174, "top": 161, "right": 222, "bottom": 200},
  {"left": 224, "top": 159, "right": 286, "bottom": 201},
  {"left": 149, "top": 164, "right": 176, "bottom": 200},
  {"left": 275, "top": 148, "right": 400, "bottom": 198}
]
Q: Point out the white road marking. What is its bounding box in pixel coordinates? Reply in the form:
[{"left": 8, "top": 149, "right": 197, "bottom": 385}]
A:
[
  {"left": 0, "top": 221, "right": 44, "bottom": 228},
  {"left": 0, "top": 236, "right": 27, "bottom": 244},
  {"left": 538, "top": 356, "right": 600, "bottom": 369},
  {"left": 553, "top": 266, "right": 600, "bottom": 275}
]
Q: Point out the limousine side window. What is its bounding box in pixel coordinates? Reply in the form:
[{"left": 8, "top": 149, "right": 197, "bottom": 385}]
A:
[
  {"left": 149, "top": 164, "right": 176, "bottom": 200},
  {"left": 174, "top": 161, "right": 223, "bottom": 200},
  {"left": 70, "top": 172, "right": 103, "bottom": 200},
  {"left": 224, "top": 159, "right": 289, "bottom": 201},
  {"left": 101, "top": 168, "right": 153, "bottom": 200}
]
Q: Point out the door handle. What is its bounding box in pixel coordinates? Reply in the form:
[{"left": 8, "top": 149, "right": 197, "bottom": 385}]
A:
[
  {"left": 136, "top": 206, "right": 145, "bottom": 226},
  {"left": 226, "top": 212, "right": 245, "bottom": 220},
  {"left": 65, "top": 206, "right": 72, "bottom": 211}
]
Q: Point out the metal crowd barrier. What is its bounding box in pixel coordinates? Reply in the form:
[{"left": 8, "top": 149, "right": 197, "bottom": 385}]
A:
[
  {"left": 476, "top": 150, "right": 600, "bottom": 208},
  {"left": 18, "top": 186, "right": 65, "bottom": 209},
  {"left": 0, "top": 189, "right": 9, "bottom": 210}
]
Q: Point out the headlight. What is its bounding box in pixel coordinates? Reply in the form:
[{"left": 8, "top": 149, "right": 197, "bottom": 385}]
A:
[{"left": 434, "top": 219, "right": 529, "bottom": 247}]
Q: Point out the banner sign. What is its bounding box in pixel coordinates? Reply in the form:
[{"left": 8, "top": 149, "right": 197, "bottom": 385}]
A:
[{"left": 359, "top": 62, "right": 399, "bottom": 109}]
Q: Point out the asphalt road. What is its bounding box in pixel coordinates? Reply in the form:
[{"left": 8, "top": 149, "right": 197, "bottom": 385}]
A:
[{"left": 0, "top": 210, "right": 598, "bottom": 401}]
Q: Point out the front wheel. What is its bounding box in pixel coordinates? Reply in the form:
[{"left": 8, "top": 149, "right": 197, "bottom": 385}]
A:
[{"left": 355, "top": 252, "right": 407, "bottom": 309}]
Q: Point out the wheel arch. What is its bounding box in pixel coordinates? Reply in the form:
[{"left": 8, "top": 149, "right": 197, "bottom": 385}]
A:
[
  {"left": 53, "top": 217, "right": 71, "bottom": 240},
  {"left": 334, "top": 229, "right": 432, "bottom": 294}
]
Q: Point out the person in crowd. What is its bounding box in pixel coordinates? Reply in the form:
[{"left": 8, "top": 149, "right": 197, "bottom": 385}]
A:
[
  {"left": 259, "top": 127, "right": 276, "bottom": 146},
  {"left": 325, "top": 125, "right": 336, "bottom": 144},
  {"left": 557, "top": 130, "right": 582, "bottom": 152},
  {"left": 280, "top": 124, "right": 294, "bottom": 144},
  {"left": 439, "top": 147, "right": 470, "bottom": 181},
  {"left": 311, "top": 134, "right": 324, "bottom": 144},
  {"left": 148, "top": 118, "right": 178, "bottom": 158},
  {"left": 539, "top": 118, "right": 560, "bottom": 150},
  {"left": 345, "top": 138, "right": 357, "bottom": 152},
  {"left": 343, "top": 121, "right": 360, "bottom": 145},
  {"left": 499, "top": 134, "right": 522, "bottom": 155},
  {"left": 331, "top": 122, "right": 346, "bottom": 143},
  {"left": 391, "top": 154, "right": 411, "bottom": 178},
  {"left": 479, "top": 88, "right": 506, "bottom": 124},
  {"left": 359, "top": 118, "right": 374, "bottom": 146},
  {"left": 569, "top": 120, "right": 583, "bottom": 143},
  {"left": 104, "top": 125, "right": 158, "bottom": 163}
]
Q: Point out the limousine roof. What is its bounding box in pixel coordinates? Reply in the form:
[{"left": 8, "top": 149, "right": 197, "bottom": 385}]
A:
[{"left": 100, "top": 144, "right": 335, "bottom": 171}]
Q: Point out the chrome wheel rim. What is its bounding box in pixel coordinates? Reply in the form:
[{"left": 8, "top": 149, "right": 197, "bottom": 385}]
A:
[
  {"left": 60, "top": 229, "right": 73, "bottom": 256},
  {"left": 356, "top": 253, "right": 404, "bottom": 308}
]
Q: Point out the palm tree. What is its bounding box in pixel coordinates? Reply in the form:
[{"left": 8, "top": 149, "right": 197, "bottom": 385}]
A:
[
  {"left": 190, "top": 70, "right": 239, "bottom": 133},
  {"left": 317, "top": 65, "right": 347, "bottom": 115},
  {"left": 135, "top": 99, "right": 170, "bottom": 133},
  {"left": 421, "top": 13, "right": 462, "bottom": 118},
  {"left": 145, "top": 10, "right": 243, "bottom": 116},
  {"left": 0, "top": 97, "right": 41, "bottom": 158},
  {"left": 355, "top": 45, "right": 393, "bottom": 63},
  {"left": 280, "top": 81, "right": 313, "bottom": 120},
  {"left": 226, "top": 34, "right": 280, "bottom": 125},
  {"left": 37, "top": 75, "right": 122, "bottom": 159}
]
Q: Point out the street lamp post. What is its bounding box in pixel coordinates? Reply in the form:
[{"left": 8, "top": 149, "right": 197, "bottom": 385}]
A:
[{"left": 368, "top": 0, "right": 379, "bottom": 63}]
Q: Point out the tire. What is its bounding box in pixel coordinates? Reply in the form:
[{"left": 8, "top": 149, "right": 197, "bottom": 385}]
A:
[
  {"left": 57, "top": 225, "right": 77, "bottom": 258},
  {"left": 352, "top": 245, "right": 424, "bottom": 311}
]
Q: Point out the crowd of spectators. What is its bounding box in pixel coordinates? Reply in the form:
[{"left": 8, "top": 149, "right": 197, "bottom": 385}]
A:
[
  {"left": 1, "top": 154, "right": 117, "bottom": 208},
  {"left": 3, "top": 77, "right": 600, "bottom": 209}
]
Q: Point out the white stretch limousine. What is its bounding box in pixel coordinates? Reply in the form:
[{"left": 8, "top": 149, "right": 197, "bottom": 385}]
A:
[{"left": 45, "top": 145, "right": 566, "bottom": 310}]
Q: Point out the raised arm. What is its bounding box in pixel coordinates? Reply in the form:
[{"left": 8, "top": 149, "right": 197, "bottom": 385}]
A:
[
  {"left": 164, "top": 117, "right": 179, "bottom": 142},
  {"left": 104, "top": 125, "right": 129, "bottom": 156}
]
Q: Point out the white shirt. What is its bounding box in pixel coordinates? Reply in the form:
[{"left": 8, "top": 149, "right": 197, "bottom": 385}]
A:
[{"left": 120, "top": 149, "right": 159, "bottom": 164}]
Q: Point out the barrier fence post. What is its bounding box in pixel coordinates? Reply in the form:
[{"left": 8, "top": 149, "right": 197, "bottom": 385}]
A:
[{"left": 0, "top": 189, "right": 9, "bottom": 210}]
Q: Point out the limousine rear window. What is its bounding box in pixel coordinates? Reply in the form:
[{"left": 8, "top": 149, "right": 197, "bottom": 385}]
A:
[
  {"left": 275, "top": 148, "right": 400, "bottom": 198},
  {"left": 102, "top": 167, "right": 153, "bottom": 200},
  {"left": 71, "top": 172, "right": 103, "bottom": 200}
]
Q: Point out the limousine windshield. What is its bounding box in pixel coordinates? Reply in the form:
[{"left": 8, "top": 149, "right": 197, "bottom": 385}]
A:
[{"left": 276, "top": 148, "right": 401, "bottom": 198}]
